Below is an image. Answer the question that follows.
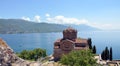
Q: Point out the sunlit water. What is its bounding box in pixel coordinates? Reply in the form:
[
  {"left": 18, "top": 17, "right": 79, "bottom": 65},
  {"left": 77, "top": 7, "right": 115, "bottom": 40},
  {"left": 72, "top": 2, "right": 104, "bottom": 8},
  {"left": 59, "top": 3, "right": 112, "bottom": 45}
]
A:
[{"left": 0, "top": 31, "right": 120, "bottom": 60}]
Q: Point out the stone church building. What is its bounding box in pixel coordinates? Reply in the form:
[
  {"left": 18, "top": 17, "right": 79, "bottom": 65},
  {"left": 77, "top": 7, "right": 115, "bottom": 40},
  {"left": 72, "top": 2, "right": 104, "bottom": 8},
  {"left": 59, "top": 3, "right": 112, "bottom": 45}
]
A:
[{"left": 53, "top": 27, "right": 89, "bottom": 60}]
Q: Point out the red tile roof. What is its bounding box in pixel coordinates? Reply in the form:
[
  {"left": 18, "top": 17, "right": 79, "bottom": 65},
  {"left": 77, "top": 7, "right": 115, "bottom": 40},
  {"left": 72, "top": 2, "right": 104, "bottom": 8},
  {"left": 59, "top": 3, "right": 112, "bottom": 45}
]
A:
[{"left": 75, "top": 38, "right": 88, "bottom": 44}]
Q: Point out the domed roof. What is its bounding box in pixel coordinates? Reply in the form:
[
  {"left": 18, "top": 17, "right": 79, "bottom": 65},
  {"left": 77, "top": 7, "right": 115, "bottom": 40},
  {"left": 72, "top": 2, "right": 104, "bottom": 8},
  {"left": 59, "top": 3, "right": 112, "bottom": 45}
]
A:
[
  {"left": 63, "top": 27, "right": 77, "bottom": 40},
  {"left": 63, "top": 27, "right": 77, "bottom": 33}
]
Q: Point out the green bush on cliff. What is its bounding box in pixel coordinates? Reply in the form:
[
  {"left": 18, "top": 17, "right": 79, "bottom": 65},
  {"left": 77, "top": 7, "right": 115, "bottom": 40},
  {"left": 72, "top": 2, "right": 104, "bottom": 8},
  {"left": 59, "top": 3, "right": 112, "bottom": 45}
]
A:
[
  {"left": 59, "top": 50, "right": 98, "bottom": 66},
  {"left": 17, "top": 48, "right": 47, "bottom": 61}
]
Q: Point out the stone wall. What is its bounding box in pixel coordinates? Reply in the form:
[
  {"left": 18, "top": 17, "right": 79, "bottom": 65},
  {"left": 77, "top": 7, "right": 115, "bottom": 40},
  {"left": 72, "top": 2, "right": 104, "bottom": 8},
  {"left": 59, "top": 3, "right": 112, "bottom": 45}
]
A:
[{"left": 60, "top": 40, "right": 74, "bottom": 51}]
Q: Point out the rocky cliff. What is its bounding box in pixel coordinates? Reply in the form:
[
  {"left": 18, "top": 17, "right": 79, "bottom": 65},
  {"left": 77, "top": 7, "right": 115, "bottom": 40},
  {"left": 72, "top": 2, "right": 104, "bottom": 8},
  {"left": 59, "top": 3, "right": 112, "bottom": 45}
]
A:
[{"left": 0, "top": 38, "right": 41, "bottom": 66}]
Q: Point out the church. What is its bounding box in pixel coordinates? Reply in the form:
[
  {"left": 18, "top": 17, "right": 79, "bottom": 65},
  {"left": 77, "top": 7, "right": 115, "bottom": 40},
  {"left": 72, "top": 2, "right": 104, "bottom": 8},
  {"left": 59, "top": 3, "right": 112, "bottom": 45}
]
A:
[{"left": 53, "top": 27, "right": 89, "bottom": 61}]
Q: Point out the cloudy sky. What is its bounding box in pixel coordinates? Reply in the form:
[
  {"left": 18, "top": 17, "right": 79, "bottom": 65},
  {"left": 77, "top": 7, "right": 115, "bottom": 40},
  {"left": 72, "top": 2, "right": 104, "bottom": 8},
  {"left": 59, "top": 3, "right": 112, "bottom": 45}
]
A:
[{"left": 0, "top": 0, "right": 120, "bottom": 30}]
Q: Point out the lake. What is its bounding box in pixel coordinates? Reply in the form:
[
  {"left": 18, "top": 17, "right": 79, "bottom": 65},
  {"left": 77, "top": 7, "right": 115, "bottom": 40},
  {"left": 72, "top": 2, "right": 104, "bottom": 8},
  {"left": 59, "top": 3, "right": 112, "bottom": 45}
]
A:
[{"left": 0, "top": 31, "right": 120, "bottom": 60}]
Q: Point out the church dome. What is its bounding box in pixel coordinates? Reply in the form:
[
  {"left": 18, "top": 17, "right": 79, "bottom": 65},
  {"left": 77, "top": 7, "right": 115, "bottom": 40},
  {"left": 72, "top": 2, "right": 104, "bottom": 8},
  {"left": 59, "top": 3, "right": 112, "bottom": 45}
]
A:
[{"left": 63, "top": 27, "right": 77, "bottom": 40}]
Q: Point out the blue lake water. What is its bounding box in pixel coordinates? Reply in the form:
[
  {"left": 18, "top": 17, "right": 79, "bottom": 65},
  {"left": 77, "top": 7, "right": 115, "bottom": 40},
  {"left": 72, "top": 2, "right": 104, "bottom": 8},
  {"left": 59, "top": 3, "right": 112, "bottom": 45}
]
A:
[{"left": 0, "top": 31, "right": 120, "bottom": 60}]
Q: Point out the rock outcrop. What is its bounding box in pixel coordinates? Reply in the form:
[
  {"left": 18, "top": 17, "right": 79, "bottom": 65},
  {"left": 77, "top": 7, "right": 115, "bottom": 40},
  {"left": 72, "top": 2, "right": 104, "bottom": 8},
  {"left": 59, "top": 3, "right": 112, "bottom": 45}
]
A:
[{"left": 0, "top": 38, "right": 41, "bottom": 66}]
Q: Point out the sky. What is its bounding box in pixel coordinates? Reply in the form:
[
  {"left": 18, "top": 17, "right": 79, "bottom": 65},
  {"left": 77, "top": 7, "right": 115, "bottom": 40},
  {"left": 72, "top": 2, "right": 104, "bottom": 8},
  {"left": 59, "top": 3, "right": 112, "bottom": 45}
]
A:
[{"left": 0, "top": 0, "right": 120, "bottom": 30}]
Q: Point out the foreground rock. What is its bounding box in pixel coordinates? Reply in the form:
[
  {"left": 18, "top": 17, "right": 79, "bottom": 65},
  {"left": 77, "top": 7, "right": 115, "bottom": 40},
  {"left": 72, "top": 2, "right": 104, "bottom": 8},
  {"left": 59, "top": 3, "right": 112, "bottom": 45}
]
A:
[{"left": 0, "top": 38, "right": 41, "bottom": 66}]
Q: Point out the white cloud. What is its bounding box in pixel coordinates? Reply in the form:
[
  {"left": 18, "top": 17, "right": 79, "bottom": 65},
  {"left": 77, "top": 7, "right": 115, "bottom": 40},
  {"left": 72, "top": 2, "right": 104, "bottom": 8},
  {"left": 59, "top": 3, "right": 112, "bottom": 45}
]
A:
[
  {"left": 20, "top": 14, "right": 120, "bottom": 30},
  {"left": 21, "top": 15, "right": 41, "bottom": 22},
  {"left": 86, "top": 22, "right": 120, "bottom": 30},
  {"left": 34, "top": 15, "right": 41, "bottom": 22},
  {"left": 46, "top": 15, "right": 120, "bottom": 30},
  {"left": 45, "top": 13, "right": 50, "bottom": 17},
  {"left": 46, "top": 15, "right": 88, "bottom": 25},
  {"left": 21, "top": 16, "right": 30, "bottom": 21}
]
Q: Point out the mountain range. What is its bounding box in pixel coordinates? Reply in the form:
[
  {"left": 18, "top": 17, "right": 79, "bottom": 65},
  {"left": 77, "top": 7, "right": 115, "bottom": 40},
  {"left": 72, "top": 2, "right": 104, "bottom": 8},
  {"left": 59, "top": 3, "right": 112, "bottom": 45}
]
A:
[{"left": 0, "top": 19, "right": 99, "bottom": 34}]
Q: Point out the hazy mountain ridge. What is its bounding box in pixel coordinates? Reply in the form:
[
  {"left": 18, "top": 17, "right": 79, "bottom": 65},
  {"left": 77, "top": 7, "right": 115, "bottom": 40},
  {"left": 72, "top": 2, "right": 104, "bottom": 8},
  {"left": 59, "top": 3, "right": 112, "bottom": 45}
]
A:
[
  {"left": 0, "top": 19, "right": 99, "bottom": 34},
  {"left": 0, "top": 19, "right": 67, "bottom": 34},
  {"left": 66, "top": 24, "right": 99, "bottom": 31}
]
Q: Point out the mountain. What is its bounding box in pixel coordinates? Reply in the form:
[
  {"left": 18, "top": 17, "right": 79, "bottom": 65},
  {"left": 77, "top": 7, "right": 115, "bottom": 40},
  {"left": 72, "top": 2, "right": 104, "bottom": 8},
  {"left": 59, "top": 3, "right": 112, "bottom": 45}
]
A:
[
  {"left": 0, "top": 19, "right": 67, "bottom": 34},
  {"left": 67, "top": 24, "right": 99, "bottom": 31},
  {"left": 0, "top": 19, "right": 99, "bottom": 34}
]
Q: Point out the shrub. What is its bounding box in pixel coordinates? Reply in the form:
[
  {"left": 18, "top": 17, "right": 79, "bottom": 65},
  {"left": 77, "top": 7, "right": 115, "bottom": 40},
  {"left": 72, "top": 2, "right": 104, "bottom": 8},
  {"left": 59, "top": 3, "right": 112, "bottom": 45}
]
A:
[
  {"left": 59, "top": 50, "right": 98, "bottom": 66},
  {"left": 17, "top": 48, "right": 47, "bottom": 61}
]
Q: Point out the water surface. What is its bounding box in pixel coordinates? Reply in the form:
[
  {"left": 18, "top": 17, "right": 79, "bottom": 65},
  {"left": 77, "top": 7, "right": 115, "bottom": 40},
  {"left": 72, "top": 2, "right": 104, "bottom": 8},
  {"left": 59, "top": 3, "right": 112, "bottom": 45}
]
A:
[{"left": 0, "top": 31, "right": 120, "bottom": 60}]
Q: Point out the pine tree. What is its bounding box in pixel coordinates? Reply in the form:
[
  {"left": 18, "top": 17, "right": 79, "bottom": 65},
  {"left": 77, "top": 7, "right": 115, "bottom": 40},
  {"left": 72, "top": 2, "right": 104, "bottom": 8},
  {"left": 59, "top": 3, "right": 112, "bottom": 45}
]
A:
[
  {"left": 110, "top": 47, "right": 113, "bottom": 61},
  {"left": 104, "top": 47, "right": 109, "bottom": 60},
  {"left": 101, "top": 47, "right": 110, "bottom": 60},
  {"left": 101, "top": 50, "right": 105, "bottom": 60},
  {"left": 87, "top": 38, "right": 92, "bottom": 49},
  {"left": 92, "top": 45, "right": 96, "bottom": 54}
]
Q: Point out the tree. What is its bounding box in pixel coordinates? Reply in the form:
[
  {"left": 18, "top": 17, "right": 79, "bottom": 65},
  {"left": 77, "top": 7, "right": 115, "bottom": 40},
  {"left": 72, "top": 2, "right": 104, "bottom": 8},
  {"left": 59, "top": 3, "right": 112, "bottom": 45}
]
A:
[
  {"left": 105, "top": 47, "right": 109, "bottom": 60},
  {"left": 101, "top": 50, "right": 105, "bottom": 60},
  {"left": 87, "top": 38, "right": 92, "bottom": 49},
  {"left": 60, "top": 50, "right": 98, "bottom": 66},
  {"left": 110, "top": 47, "right": 113, "bottom": 61},
  {"left": 92, "top": 45, "right": 96, "bottom": 54},
  {"left": 17, "top": 48, "right": 47, "bottom": 61},
  {"left": 101, "top": 47, "right": 110, "bottom": 60}
]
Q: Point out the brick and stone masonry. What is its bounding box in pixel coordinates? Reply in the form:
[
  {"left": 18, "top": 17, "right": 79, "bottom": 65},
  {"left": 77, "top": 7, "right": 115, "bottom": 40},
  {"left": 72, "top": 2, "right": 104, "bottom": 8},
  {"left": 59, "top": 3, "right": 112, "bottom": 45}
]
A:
[{"left": 53, "top": 27, "right": 89, "bottom": 61}]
